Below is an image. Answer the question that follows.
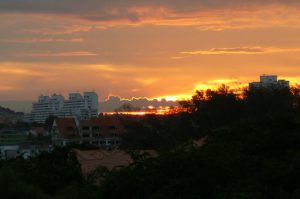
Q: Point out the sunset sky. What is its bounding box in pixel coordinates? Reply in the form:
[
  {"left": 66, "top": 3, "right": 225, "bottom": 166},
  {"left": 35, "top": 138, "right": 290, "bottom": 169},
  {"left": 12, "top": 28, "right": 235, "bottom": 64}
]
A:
[{"left": 1, "top": 0, "right": 300, "bottom": 102}]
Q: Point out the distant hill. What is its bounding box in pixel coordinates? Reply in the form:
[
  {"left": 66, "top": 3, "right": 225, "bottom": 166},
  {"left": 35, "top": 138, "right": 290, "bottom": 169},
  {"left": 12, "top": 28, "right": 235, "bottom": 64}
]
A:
[
  {"left": 0, "top": 105, "right": 24, "bottom": 119},
  {"left": 0, "top": 101, "right": 32, "bottom": 113},
  {"left": 0, "top": 106, "right": 15, "bottom": 115},
  {"left": 0, "top": 105, "right": 24, "bottom": 125}
]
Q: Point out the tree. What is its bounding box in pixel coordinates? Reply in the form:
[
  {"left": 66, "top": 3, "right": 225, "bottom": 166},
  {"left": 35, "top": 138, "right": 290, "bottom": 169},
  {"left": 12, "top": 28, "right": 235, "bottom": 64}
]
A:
[{"left": 244, "top": 86, "right": 293, "bottom": 119}]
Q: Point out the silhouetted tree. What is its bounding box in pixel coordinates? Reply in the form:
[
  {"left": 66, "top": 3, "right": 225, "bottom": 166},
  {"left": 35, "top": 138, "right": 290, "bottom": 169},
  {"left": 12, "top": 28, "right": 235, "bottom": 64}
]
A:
[
  {"left": 244, "top": 86, "right": 293, "bottom": 119},
  {"left": 182, "top": 85, "right": 243, "bottom": 129}
]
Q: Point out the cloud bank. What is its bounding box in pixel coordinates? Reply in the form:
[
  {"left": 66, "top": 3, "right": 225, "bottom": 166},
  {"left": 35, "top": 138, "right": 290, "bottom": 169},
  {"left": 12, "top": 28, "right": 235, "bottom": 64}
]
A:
[
  {"left": 180, "top": 47, "right": 300, "bottom": 56},
  {"left": 1, "top": 0, "right": 300, "bottom": 29},
  {"left": 99, "top": 96, "right": 178, "bottom": 112}
]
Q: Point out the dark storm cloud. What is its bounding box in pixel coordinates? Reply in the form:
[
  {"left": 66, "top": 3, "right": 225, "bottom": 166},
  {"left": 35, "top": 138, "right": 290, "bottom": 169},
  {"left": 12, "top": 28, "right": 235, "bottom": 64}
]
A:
[{"left": 0, "top": 0, "right": 299, "bottom": 22}]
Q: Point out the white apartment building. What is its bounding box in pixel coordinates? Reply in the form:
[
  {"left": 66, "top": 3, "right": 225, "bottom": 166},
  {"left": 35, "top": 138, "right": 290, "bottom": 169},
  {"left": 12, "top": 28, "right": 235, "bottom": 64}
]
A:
[
  {"left": 26, "top": 92, "right": 99, "bottom": 123},
  {"left": 249, "top": 75, "right": 289, "bottom": 90}
]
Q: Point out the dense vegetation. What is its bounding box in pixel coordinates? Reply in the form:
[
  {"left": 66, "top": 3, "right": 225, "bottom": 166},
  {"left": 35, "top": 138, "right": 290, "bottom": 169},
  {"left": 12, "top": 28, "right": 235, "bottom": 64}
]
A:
[
  {"left": 1, "top": 85, "right": 300, "bottom": 198},
  {"left": 121, "top": 85, "right": 300, "bottom": 150}
]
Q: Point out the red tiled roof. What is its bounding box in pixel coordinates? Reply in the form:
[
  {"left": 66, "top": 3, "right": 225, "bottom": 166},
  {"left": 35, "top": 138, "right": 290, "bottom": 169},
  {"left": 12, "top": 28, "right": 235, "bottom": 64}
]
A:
[
  {"left": 73, "top": 149, "right": 157, "bottom": 173},
  {"left": 55, "top": 118, "right": 79, "bottom": 138},
  {"left": 80, "top": 117, "right": 125, "bottom": 137},
  {"left": 74, "top": 149, "right": 132, "bottom": 173}
]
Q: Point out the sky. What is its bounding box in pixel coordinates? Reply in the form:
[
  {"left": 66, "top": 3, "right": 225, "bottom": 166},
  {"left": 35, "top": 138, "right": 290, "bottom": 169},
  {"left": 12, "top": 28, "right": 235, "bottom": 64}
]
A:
[{"left": 0, "top": 0, "right": 300, "bottom": 103}]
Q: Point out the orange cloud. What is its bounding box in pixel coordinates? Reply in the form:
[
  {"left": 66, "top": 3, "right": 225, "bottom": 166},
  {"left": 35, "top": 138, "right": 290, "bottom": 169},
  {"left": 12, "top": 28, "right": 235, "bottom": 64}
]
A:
[
  {"left": 0, "top": 66, "right": 44, "bottom": 76},
  {"left": 0, "top": 38, "right": 84, "bottom": 43},
  {"left": 76, "top": 4, "right": 300, "bottom": 31},
  {"left": 179, "top": 47, "right": 300, "bottom": 57},
  {"left": 17, "top": 51, "right": 98, "bottom": 57},
  {"left": 135, "top": 78, "right": 158, "bottom": 85},
  {"left": 88, "top": 65, "right": 117, "bottom": 72},
  {"left": 16, "top": 25, "right": 92, "bottom": 35},
  {"left": 0, "top": 86, "right": 16, "bottom": 91},
  {"left": 2, "top": 2, "right": 300, "bottom": 31}
]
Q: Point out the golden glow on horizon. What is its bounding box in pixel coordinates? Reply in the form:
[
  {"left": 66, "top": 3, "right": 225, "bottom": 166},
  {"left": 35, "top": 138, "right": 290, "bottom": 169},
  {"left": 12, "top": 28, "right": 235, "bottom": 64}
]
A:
[
  {"left": 155, "top": 79, "right": 248, "bottom": 101},
  {"left": 282, "top": 77, "right": 300, "bottom": 86},
  {"left": 103, "top": 106, "right": 183, "bottom": 116},
  {"left": 155, "top": 94, "right": 191, "bottom": 101},
  {"left": 154, "top": 78, "right": 299, "bottom": 102},
  {"left": 1, "top": 2, "right": 300, "bottom": 101},
  {"left": 0, "top": 61, "right": 299, "bottom": 101}
]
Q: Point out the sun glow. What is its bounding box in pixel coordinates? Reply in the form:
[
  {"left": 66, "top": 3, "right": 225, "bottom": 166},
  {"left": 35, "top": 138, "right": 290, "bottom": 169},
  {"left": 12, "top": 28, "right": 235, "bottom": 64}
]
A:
[
  {"left": 102, "top": 106, "right": 185, "bottom": 116},
  {"left": 156, "top": 94, "right": 192, "bottom": 101}
]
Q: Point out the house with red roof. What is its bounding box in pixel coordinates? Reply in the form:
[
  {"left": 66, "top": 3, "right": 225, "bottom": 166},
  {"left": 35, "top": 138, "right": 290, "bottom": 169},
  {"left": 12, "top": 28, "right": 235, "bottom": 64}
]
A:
[{"left": 51, "top": 116, "right": 125, "bottom": 148}]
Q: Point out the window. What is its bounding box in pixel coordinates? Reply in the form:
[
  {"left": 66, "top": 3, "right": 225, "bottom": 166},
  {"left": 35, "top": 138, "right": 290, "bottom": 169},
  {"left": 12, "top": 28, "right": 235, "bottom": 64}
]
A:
[
  {"left": 92, "top": 126, "right": 100, "bottom": 131},
  {"left": 111, "top": 133, "right": 118, "bottom": 137},
  {"left": 82, "top": 133, "right": 89, "bottom": 138},
  {"left": 66, "top": 127, "right": 74, "bottom": 131},
  {"left": 82, "top": 126, "right": 89, "bottom": 131},
  {"left": 108, "top": 125, "right": 116, "bottom": 130}
]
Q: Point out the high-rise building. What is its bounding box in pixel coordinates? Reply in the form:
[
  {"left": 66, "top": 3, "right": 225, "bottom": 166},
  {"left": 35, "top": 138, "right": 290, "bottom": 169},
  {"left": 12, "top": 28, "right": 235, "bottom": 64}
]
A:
[
  {"left": 249, "top": 75, "right": 289, "bottom": 90},
  {"left": 25, "top": 92, "right": 99, "bottom": 123}
]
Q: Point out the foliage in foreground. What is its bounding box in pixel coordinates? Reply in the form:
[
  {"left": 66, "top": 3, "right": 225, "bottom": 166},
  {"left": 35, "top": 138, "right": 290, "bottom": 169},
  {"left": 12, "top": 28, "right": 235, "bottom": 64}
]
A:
[
  {"left": 100, "top": 118, "right": 300, "bottom": 199},
  {"left": 1, "top": 85, "right": 300, "bottom": 198}
]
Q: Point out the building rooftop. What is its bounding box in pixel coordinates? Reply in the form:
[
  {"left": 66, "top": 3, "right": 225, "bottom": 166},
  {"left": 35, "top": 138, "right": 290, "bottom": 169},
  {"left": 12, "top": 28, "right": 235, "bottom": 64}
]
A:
[
  {"left": 80, "top": 117, "right": 125, "bottom": 136},
  {"left": 54, "top": 118, "right": 79, "bottom": 138},
  {"left": 249, "top": 75, "right": 289, "bottom": 90},
  {"left": 73, "top": 149, "right": 156, "bottom": 173}
]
